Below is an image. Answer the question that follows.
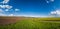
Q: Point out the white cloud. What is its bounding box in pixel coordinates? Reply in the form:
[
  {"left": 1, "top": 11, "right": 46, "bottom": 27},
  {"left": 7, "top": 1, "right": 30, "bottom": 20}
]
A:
[
  {"left": 0, "top": 9, "right": 3, "bottom": 12},
  {"left": 0, "top": 14, "right": 15, "bottom": 16},
  {"left": 0, "top": 5, "right": 12, "bottom": 9},
  {"left": 5, "top": 9, "right": 9, "bottom": 11},
  {"left": 0, "top": 13, "right": 6, "bottom": 16},
  {"left": 0, "top": 5, "right": 5, "bottom": 8},
  {"left": 51, "top": 11, "right": 56, "bottom": 14},
  {"left": 5, "top": 5, "right": 12, "bottom": 9},
  {"left": 8, "top": 14, "right": 14, "bottom": 16},
  {"left": 50, "top": 0, "right": 54, "bottom": 2},
  {"left": 50, "top": 9, "right": 60, "bottom": 16},
  {"left": 46, "top": 1, "right": 49, "bottom": 3},
  {"left": 56, "top": 10, "right": 60, "bottom": 15},
  {"left": 15, "top": 9, "right": 19, "bottom": 11},
  {"left": 0, "top": 0, "right": 10, "bottom": 4},
  {"left": 0, "top": 0, "right": 20, "bottom": 16},
  {"left": 46, "top": 0, "right": 54, "bottom": 3}
]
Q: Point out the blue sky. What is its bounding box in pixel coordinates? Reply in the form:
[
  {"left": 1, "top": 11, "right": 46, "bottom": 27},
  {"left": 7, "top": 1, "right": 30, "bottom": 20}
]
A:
[{"left": 0, "top": 0, "right": 60, "bottom": 17}]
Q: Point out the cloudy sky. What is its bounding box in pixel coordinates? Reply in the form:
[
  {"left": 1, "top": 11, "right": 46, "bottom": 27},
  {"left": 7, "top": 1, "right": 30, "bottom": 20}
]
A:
[{"left": 0, "top": 0, "right": 60, "bottom": 17}]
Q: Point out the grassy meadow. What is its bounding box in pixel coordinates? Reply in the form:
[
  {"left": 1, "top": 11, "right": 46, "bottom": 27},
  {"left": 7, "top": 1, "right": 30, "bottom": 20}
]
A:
[{"left": 0, "top": 17, "right": 60, "bottom": 29}]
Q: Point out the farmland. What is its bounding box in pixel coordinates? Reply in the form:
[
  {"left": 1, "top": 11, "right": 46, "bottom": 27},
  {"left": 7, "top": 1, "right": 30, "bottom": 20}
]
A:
[{"left": 0, "top": 16, "right": 60, "bottom": 29}]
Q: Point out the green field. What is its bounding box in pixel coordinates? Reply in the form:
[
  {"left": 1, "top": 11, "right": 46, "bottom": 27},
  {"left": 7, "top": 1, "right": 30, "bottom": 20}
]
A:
[{"left": 0, "top": 17, "right": 60, "bottom": 29}]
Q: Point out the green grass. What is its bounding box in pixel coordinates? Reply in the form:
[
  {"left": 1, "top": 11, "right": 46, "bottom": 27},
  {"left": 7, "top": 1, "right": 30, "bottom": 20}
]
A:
[{"left": 0, "top": 17, "right": 60, "bottom": 29}]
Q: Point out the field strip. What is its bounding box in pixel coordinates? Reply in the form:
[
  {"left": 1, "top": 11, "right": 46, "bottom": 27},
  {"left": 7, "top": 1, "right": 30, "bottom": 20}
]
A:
[{"left": 40, "top": 21, "right": 60, "bottom": 23}]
